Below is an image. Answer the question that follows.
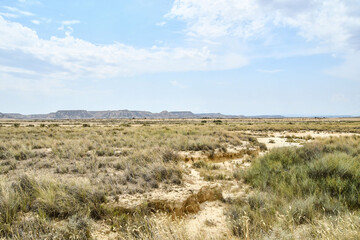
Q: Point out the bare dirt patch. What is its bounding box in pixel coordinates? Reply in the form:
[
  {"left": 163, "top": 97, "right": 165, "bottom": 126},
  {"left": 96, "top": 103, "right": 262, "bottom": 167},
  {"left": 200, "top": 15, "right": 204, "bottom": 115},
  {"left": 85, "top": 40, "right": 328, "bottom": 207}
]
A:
[
  {"left": 108, "top": 169, "right": 223, "bottom": 216},
  {"left": 184, "top": 201, "right": 235, "bottom": 240}
]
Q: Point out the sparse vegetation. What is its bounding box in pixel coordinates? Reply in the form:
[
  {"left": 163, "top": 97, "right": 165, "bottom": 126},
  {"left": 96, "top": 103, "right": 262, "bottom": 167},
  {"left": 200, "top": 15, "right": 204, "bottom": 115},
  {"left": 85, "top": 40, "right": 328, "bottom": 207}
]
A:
[
  {"left": 0, "top": 118, "right": 359, "bottom": 239},
  {"left": 230, "top": 135, "right": 360, "bottom": 239}
]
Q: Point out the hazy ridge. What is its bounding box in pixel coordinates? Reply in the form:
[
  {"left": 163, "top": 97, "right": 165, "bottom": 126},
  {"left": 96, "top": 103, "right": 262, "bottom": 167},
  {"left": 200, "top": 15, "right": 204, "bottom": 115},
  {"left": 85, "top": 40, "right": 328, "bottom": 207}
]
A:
[
  {"left": 0, "top": 110, "right": 248, "bottom": 119},
  {"left": 0, "top": 110, "right": 355, "bottom": 119}
]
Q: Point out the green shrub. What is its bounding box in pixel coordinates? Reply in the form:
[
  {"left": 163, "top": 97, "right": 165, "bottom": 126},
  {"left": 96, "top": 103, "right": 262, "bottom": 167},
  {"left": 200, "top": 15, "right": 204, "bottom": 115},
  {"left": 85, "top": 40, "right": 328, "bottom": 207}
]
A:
[{"left": 229, "top": 136, "right": 360, "bottom": 238}]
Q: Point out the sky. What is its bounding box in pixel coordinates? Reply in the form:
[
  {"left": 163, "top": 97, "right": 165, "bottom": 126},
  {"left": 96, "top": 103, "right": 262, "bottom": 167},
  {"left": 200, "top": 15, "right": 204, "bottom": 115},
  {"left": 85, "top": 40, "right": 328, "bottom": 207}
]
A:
[{"left": 0, "top": 0, "right": 359, "bottom": 116}]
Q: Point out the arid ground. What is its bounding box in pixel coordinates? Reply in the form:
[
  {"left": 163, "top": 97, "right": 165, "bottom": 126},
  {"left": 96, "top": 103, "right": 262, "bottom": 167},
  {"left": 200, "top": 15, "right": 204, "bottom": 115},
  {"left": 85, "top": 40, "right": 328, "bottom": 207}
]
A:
[{"left": 0, "top": 118, "right": 360, "bottom": 239}]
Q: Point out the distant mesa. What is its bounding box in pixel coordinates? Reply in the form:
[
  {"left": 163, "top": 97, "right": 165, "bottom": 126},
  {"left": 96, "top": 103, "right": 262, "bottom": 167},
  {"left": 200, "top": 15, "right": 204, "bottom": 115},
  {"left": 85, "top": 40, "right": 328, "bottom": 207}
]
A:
[
  {"left": 0, "top": 110, "right": 249, "bottom": 119},
  {"left": 0, "top": 110, "right": 247, "bottom": 120},
  {"left": 0, "top": 110, "right": 356, "bottom": 120},
  {"left": 55, "top": 110, "right": 92, "bottom": 119},
  {"left": 248, "top": 115, "right": 285, "bottom": 119}
]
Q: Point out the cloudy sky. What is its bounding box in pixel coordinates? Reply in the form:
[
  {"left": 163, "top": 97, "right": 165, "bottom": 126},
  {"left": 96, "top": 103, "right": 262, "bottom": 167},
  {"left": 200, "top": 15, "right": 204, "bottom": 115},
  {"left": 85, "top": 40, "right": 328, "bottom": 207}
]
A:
[{"left": 0, "top": 0, "right": 359, "bottom": 116}]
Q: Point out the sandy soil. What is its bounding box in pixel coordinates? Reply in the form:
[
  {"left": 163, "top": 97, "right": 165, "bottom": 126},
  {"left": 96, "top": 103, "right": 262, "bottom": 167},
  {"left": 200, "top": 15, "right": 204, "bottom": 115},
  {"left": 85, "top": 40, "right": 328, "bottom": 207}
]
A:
[
  {"left": 184, "top": 201, "right": 235, "bottom": 240},
  {"left": 258, "top": 131, "right": 358, "bottom": 150},
  {"left": 258, "top": 137, "right": 302, "bottom": 150}
]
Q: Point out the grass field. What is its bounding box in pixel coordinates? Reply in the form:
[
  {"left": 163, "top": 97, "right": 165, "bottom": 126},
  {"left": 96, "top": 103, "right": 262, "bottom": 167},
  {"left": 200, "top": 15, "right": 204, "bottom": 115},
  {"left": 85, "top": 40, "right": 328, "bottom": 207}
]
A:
[{"left": 0, "top": 118, "right": 359, "bottom": 239}]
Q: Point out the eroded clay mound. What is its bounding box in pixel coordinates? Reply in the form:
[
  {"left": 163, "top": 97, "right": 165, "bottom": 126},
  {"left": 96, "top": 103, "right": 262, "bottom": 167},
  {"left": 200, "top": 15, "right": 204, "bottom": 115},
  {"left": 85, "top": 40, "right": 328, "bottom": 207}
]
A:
[{"left": 108, "top": 178, "right": 223, "bottom": 216}]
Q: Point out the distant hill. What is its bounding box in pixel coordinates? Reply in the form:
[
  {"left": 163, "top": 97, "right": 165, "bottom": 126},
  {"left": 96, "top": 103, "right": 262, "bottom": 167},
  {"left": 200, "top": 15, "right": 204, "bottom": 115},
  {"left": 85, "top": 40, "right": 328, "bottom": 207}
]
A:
[
  {"left": 248, "top": 115, "right": 285, "bottom": 119},
  {"left": 1, "top": 110, "right": 356, "bottom": 120},
  {"left": 0, "top": 110, "right": 249, "bottom": 119}
]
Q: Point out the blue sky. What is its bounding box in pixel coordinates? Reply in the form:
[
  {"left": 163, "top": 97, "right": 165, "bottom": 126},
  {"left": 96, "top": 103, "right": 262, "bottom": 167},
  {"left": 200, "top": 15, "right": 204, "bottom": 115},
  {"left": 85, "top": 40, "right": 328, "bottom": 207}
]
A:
[{"left": 0, "top": 0, "right": 359, "bottom": 116}]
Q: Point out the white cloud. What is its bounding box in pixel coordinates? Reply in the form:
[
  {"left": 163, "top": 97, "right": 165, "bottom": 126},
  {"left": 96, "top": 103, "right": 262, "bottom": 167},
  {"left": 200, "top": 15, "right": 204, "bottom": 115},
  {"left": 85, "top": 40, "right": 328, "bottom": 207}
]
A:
[
  {"left": 0, "top": 12, "right": 18, "bottom": 18},
  {"left": 167, "top": 0, "right": 360, "bottom": 51},
  {"left": 61, "top": 20, "right": 80, "bottom": 25},
  {"left": 167, "top": 0, "right": 266, "bottom": 39},
  {"left": 167, "top": 0, "right": 360, "bottom": 80},
  {"left": 0, "top": 66, "right": 37, "bottom": 75},
  {"left": 31, "top": 19, "right": 40, "bottom": 24},
  {"left": 58, "top": 20, "right": 80, "bottom": 35},
  {"left": 156, "top": 21, "right": 166, "bottom": 26},
  {"left": 41, "top": 17, "right": 51, "bottom": 23},
  {"left": 0, "top": 16, "right": 248, "bottom": 85},
  {"left": 3, "top": 6, "right": 34, "bottom": 17},
  {"left": 17, "top": 0, "right": 41, "bottom": 6}
]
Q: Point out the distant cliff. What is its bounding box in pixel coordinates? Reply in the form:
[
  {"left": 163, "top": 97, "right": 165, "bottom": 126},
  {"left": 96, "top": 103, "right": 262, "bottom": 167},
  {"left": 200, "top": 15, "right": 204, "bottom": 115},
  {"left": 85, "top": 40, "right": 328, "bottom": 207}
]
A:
[{"left": 0, "top": 110, "right": 251, "bottom": 119}]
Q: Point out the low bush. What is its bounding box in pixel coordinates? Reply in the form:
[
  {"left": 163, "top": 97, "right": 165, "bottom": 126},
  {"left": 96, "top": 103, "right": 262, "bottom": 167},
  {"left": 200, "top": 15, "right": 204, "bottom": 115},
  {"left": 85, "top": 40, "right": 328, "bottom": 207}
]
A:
[
  {"left": 229, "top": 136, "right": 360, "bottom": 238},
  {"left": 0, "top": 176, "right": 106, "bottom": 239}
]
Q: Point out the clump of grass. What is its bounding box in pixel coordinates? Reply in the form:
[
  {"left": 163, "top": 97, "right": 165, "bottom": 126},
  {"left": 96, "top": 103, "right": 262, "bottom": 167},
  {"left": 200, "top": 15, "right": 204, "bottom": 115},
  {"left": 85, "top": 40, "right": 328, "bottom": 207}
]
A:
[
  {"left": 229, "top": 136, "right": 360, "bottom": 238},
  {"left": 192, "top": 160, "right": 219, "bottom": 170},
  {"left": 193, "top": 160, "right": 208, "bottom": 169},
  {"left": 55, "top": 166, "right": 69, "bottom": 174},
  {"left": 149, "top": 163, "right": 182, "bottom": 185},
  {"left": 112, "top": 159, "right": 126, "bottom": 170},
  {"left": 162, "top": 150, "right": 180, "bottom": 163},
  {"left": 244, "top": 136, "right": 360, "bottom": 206},
  {"left": 8, "top": 213, "right": 92, "bottom": 240},
  {"left": 112, "top": 213, "right": 189, "bottom": 240},
  {"left": 0, "top": 146, "right": 11, "bottom": 160},
  {"left": 14, "top": 150, "right": 31, "bottom": 161},
  {"left": 304, "top": 134, "right": 313, "bottom": 140},
  {"left": 0, "top": 175, "right": 106, "bottom": 239},
  {"left": 245, "top": 136, "right": 267, "bottom": 151},
  {"left": 228, "top": 191, "right": 277, "bottom": 238},
  {"left": 203, "top": 173, "right": 227, "bottom": 181},
  {"left": 288, "top": 197, "right": 315, "bottom": 225}
]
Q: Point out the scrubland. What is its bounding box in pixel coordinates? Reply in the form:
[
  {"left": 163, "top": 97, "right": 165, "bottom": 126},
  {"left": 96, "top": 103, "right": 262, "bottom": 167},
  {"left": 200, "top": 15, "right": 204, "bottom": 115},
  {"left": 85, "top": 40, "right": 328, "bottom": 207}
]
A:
[
  {"left": 0, "top": 118, "right": 359, "bottom": 239},
  {"left": 231, "top": 136, "right": 360, "bottom": 239}
]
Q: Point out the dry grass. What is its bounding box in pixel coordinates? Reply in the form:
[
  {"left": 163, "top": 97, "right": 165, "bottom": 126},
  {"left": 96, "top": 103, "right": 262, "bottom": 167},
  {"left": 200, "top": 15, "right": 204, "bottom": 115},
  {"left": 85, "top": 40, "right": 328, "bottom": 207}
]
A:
[
  {"left": 0, "top": 118, "right": 359, "bottom": 239},
  {"left": 230, "top": 135, "right": 360, "bottom": 239}
]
